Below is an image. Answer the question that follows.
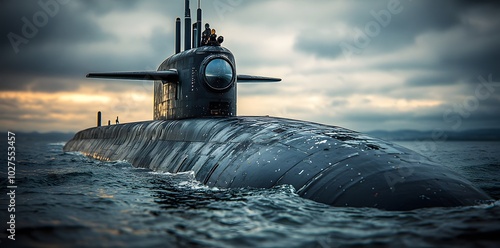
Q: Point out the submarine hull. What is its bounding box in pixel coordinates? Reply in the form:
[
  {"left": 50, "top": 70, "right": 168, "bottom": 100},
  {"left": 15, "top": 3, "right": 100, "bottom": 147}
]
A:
[{"left": 63, "top": 117, "right": 491, "bottom": 211}]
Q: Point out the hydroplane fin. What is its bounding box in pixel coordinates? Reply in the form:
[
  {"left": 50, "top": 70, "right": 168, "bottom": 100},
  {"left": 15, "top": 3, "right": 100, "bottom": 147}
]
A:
[
  {"left": 86, "top": 70, "right": 178, "bottom": 82},
  {"left": 237, "top": 75, "right": 281, "bottom": 83}
]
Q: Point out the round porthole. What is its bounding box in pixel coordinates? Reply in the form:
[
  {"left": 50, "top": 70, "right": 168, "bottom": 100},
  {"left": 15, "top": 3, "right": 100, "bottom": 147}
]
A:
[{"left": 203, "top": 58, "right": 234, "bottom": 91}]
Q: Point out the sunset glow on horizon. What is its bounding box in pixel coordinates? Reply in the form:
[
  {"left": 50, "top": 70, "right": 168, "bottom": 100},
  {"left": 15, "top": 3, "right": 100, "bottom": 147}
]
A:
[{"left": 1, "top": 0, "right": 499, "bottom": 133}]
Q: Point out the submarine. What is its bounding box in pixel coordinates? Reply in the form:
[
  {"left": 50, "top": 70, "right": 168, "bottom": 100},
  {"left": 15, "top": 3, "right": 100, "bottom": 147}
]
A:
[{"left": 64, "top": 0, "right": 491, "bottom": 211}]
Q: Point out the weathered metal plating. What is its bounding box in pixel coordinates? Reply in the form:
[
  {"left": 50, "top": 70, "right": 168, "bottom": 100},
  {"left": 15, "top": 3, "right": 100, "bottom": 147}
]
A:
[{"left": 64, "top": 117, "right": 491, "bottom": 210}]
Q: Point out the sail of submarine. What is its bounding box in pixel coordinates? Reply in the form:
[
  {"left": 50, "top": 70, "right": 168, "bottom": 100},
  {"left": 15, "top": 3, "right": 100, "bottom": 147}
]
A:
[{"left": 64, "top": 0, "right": 492, "bottom": 211}]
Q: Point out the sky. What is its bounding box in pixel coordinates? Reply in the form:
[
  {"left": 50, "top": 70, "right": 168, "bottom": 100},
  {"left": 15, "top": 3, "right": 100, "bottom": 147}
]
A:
[{"left": 1, "top": 0, "right": 499, "bottom": 133}]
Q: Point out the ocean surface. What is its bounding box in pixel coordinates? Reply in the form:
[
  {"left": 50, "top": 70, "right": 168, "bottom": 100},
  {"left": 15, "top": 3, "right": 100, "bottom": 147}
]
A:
[{"left": 1, "top": 135, "right": 499, "bottom": 247}]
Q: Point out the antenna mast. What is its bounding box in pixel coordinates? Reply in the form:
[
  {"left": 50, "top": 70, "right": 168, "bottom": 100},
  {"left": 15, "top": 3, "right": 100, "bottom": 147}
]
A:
[
  {"left": 184, "top": 0, "right": 191, "bottom": 51},
  {"left": 175, "top": 18, "right": 181, "bottom": 53},
  {"left": 196, "top": 0, "right": 202, "bottom": 48}
]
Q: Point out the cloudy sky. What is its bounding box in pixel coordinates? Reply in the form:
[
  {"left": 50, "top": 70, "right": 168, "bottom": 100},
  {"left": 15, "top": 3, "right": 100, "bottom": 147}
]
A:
[{"left": 1, "top": 0, "right": 499, "bottom": 133}]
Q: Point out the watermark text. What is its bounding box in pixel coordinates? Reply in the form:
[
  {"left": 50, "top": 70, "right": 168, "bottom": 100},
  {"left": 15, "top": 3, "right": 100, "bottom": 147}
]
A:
[
  {"left": 6, "top": 131, "right": 17, "bottom": 241},
  {"left": 7, "top": 0, "right": 71, "bottom": 54}
]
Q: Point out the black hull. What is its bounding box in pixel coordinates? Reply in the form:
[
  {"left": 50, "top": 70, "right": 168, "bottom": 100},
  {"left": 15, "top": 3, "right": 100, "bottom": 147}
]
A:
[{"left": 63, "top": 116, "right": 491, "bottom": 210}]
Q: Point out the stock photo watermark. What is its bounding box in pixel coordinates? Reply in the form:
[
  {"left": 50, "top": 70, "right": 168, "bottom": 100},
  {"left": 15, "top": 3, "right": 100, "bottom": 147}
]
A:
[
  {"left": 383, "top": 74, "right": 500, "bottom": 191},
  {"left": 412, "top": 74, "right": 500, "bottom": 155},
  {"left": 6, "top": 132, "right": 17, "bottom": 241},
  {"left": 213, "top": 0, "right": 243, "bottom": 21},
  {"left": 443, "top": 74, "right": 499, "bottom": 130},
  {"left": 7, "top": 0, "right": 72, "bottom": 54},
  {"left": 339, "top": 0, "right": 410, "bottom": 61}
]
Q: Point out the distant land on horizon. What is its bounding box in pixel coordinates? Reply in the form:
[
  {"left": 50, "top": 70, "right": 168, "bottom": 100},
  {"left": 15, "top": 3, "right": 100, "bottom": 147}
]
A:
[
  {"left": 10, "top": 132, "right": 75, "bottom": 142},
  {"left": 5, "top": 128, "right": 500, "bottom": 142},
  {"left": 367, "top": 129, "right": 500, "bottom": 141}
]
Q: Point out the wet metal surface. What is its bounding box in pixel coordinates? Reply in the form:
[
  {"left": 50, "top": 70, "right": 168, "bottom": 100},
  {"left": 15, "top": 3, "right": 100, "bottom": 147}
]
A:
[{"left": 64, "top": 116, "right": 491, "bottom": 210}]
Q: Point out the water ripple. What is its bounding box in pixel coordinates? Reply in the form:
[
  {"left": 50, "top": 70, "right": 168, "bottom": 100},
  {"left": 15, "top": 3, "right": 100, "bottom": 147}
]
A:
[{"left": 3, "top": 140, "right": 499, "bottom": 248}]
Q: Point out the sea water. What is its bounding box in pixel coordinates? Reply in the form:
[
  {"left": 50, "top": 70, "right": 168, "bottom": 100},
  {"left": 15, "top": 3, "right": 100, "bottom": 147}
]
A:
[{"left": 0, "top": 136, "right": 499, "bottom": 247}]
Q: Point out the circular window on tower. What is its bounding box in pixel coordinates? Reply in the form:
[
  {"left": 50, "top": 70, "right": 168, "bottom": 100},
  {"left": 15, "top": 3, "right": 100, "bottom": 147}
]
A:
[{"left": 203, "top": 58, "right": 234, "bottom": 91}]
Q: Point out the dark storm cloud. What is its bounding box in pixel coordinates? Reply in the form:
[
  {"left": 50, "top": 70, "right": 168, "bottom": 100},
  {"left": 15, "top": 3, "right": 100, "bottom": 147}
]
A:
[
  {"left": 0, "top": 98, "right": 40, "bottom": 122},
  {"left": 440, "top": 44, "right": 500, "bottom": 79},
  {"left": 72, "top": 0, "right": 140, "bottom": 15},
  {"left": 340, "top": 110, "right": 418, "bottom": 123},
  {"left": 293, "top": 1, "right": 464, "bottom": 60},
  {"left": 403, "top": 42, "right": 500, "bottom": 89},
  {"left": 1, "top": 1, "right": 113, "bottom": 80},
  {"left": 295, "top": 0, "right": 500, "bottom": 97},
  {"left": 406, "top": 74, "right": 460, "bottom": 87},
  {"left": 2, "top": 0, "right": 500, "bottom": 132},
  {"left": 0, "top": 0, "right": 177, "bottom": 85},
  {"left": 0, "top": 77, "right": 80, "bottom": 93},
  {"left": 295, "top": 0, "right": 500, "bottom": 66},
  {"left": 99, "top": 80, "right": 154, "bottom": 94},
  {"left": 0, "top": 1, "right": 117, "bottom": 55}
]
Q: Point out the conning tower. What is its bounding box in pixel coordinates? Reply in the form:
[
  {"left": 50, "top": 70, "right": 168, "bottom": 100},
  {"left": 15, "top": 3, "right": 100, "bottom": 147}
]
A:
[
  {"left": 154, "top": 46, "right": 237, "bottom": 120},
  {"left": 154, "top": 0, "right": 236, "bottom": 120},
  {"left": 87, "top": 0, "right": 280, "bottom": 121}
]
